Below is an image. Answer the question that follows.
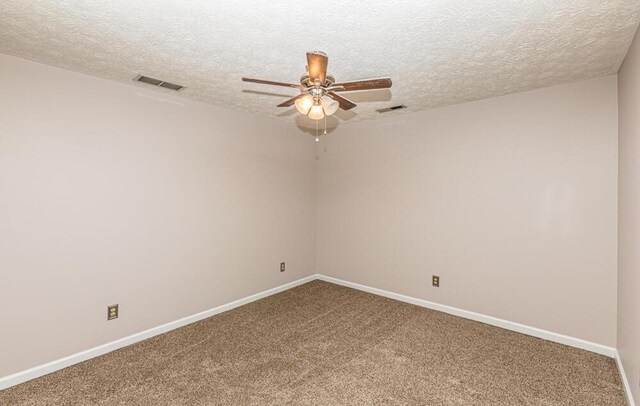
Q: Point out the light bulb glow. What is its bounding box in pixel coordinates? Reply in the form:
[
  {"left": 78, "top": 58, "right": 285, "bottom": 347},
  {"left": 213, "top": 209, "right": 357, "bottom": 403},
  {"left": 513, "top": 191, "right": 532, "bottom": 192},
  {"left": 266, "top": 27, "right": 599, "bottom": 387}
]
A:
[
  {"left": 307, "top": 103, "right": 325, "bottom": 120},
  {"left": 294, "top": 95, "right": 313, "bottom": 115},
  {"left": 320, "top": 96, "right": 339, "bottom": 116}
]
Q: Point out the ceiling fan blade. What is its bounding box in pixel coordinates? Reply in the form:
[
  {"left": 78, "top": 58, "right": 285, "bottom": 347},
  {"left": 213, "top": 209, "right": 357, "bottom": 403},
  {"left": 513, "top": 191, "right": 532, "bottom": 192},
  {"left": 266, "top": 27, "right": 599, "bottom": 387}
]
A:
[
  {"left": 327, "top": 92, "right": 357, "bottom": 111},
  {"left": 242, "top": 77, "right": 304, "bottom": 89},
  {"left": 242, "top": 89, "right": 297, "bottom": 98},
  {"left": 277, "top": 94, "right": 305, "bottom": 107},
  {"left": 331, "top": 78, "right": 392, "bottom": 92},
  {"left": 306, "top": 52, "right": 328, "bottom": 84}
]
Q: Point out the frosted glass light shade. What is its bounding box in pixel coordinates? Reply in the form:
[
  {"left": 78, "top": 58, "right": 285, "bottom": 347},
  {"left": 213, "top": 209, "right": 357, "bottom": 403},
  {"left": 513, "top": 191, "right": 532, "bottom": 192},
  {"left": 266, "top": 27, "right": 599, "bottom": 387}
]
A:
[
  {"left": 307, "top": 103, "right": 325, "bottom": 120},
  {"left": 321, "top": 96, "right": 339, "bottom": 116},
  {"left": 294, "top": 95, "right": 314, "bottom": 115}
]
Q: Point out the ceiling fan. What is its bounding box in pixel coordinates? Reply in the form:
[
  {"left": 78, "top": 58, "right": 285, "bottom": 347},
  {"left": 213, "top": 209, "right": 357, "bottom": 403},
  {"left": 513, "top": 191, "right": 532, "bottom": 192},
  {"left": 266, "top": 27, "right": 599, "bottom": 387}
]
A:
[{"left": 242, "top": 51, "right": 392, "bottom": 121}]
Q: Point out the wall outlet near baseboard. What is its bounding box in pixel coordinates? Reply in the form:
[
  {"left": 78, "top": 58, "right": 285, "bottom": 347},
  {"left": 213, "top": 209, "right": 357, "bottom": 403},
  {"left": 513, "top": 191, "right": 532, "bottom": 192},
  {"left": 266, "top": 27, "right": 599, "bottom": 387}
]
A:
[
  {"left": 432, "top": 275, "right": 440, "bottom": 287},
  {"left": 280, "top": 262, "right": 285, "bottom": 272},
  {"left": 107, "top": 304, "right": 119, "bottom": 320}
]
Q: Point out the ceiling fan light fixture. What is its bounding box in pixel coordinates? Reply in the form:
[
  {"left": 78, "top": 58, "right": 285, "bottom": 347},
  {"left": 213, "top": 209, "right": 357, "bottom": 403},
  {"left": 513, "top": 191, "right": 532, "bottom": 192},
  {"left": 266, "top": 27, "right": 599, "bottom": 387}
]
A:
[
  {"left": 242, "top": 52, "right": 392, "bottom": 129},
  {"left": 295, "top": 94, "right": 314, "bottom": 115},
  {"left": 307, "top": 102, "right": 325, "bottom": 120},
  {"left": 320, "top": 96, "right": 339, "bottom": 116}
]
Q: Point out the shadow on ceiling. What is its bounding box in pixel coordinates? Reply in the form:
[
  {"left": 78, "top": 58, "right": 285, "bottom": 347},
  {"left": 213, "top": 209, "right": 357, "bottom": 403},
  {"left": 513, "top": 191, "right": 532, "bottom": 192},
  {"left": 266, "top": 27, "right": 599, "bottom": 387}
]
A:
[{"left": 341, "top": 89, "right": 392, "bottom": 103}]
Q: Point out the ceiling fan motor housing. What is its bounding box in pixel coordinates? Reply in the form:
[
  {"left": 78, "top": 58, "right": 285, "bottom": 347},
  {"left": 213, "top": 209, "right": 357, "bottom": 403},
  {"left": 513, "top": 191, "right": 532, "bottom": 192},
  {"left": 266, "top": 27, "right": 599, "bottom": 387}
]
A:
[{"left": 300, "top": 74, "right": 335, "bottom": 88}]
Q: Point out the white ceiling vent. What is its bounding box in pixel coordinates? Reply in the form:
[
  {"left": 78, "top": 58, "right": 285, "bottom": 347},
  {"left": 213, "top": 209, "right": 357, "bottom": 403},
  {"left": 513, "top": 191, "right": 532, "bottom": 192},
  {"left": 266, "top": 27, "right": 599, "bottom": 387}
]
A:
[
  {"left": 376, "top": 105, "right": 407, "bottom": 113},
  {"left": 134, "top": 75, "right": 184, "bottom": 91}
]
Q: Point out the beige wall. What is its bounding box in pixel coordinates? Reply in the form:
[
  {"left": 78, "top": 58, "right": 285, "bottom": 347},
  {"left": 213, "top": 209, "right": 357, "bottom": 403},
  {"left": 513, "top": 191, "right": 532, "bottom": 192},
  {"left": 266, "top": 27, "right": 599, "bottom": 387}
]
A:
[
  {"left": 0, "top": 51, "right": 623, "bottom": 381},
  {"left": 316, "top": 76, "right": 619, "bottom": 347},
  {"left": 618, "top": 25, "right": 640, "bottom": 404},
  {"left": 0, "top": 54, "right": 317, "bottom": 377}
]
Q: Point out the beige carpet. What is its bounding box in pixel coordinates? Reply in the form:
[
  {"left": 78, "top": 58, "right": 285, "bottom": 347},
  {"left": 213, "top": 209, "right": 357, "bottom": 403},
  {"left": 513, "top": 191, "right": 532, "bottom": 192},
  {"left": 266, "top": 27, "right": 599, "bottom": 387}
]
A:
[{"left": 0, "top": 280, "right": 627, "bottom": 405}]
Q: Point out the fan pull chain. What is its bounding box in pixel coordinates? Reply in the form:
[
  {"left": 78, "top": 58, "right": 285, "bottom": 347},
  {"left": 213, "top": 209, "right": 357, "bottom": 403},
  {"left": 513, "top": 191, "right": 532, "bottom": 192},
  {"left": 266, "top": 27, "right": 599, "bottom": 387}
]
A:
[
  {"left": 315, "top": 119, "right": 319, "bottom": 142},
  {"left": 323, "top": 115, "right": 327, "bottom": 137}
]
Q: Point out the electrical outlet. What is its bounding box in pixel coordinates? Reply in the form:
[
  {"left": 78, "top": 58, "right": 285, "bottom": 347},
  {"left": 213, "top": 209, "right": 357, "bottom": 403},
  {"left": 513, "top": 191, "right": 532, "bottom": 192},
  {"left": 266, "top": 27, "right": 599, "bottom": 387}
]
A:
[
  {"left": 280, "top": 262, "right": 286, "bottom": 272},
  {"left": 432, "top": 275, "right": 440, "bottom": 287},
  {"left": 107, "top": 304, "right": 118, "bottom": 320}
]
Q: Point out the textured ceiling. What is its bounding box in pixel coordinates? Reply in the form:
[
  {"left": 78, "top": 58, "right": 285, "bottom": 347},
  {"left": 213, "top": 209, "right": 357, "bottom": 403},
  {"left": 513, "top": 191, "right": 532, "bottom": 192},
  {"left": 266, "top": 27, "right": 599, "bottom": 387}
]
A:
[{"left": 1, "top": 0, "right": 639, "bottom": 130}]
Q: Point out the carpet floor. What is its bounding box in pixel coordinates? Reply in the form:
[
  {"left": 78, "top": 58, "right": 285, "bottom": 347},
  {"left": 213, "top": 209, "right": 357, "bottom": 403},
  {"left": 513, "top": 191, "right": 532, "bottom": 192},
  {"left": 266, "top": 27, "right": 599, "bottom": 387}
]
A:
[{"left": 0, "top": 280, "right": 627, "bottom": 405}]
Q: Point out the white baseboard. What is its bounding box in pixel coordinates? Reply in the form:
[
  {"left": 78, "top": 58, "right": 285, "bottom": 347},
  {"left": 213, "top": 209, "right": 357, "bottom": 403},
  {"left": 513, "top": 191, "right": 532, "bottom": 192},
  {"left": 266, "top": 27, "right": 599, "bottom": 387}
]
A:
[
  {"left": 0, "top": 275, "right": 317, "bottom": 391},
  {"left": 1, "top": 273, "right": 620, "bottom": 392},
  {"left": 315, "top": 275, "right": 616, "bottom": 358},
  {"left": 615, "top": 350, "right": 636, "bottom": 406}
]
